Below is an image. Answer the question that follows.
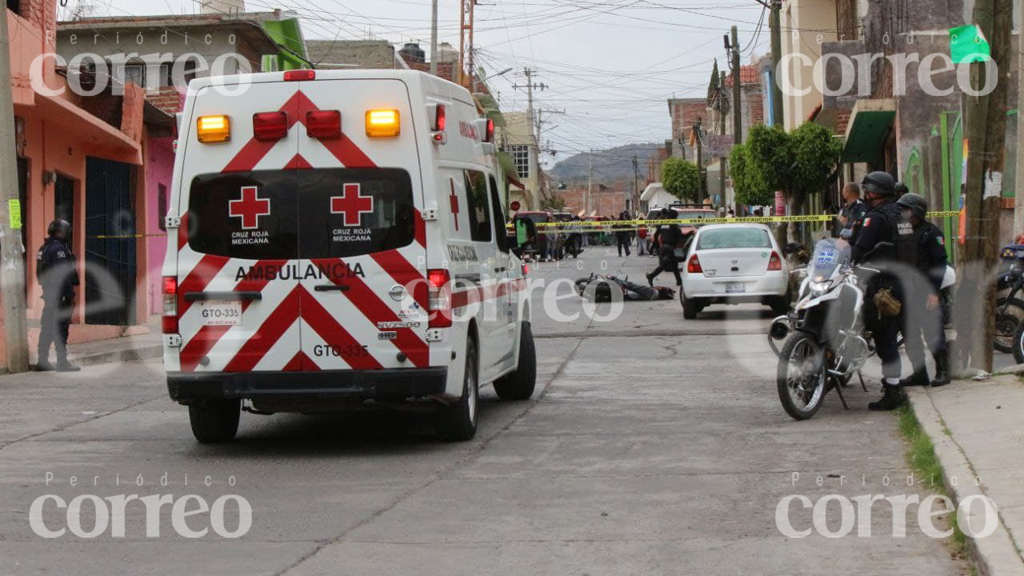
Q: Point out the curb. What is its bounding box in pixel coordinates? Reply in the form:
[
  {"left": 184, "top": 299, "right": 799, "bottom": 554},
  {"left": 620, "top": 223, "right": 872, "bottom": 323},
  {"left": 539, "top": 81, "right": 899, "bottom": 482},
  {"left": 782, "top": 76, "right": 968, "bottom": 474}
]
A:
[
  {"left": 906, "top": 388, "right": 1024, "bottom": 576},
  {"left": 68, "top": 344, "right": 163, "bottom": 367}
]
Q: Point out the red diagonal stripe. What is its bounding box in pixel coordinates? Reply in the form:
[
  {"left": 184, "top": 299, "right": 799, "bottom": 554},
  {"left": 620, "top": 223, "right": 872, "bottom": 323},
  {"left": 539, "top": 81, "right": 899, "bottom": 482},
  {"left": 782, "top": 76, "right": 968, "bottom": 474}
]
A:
[
  {"left": 177, "top": 211, "right": 190, "bottom": 251},
  {"left": 223, "top": 138, "right": 278, "bottom": 173},
  {"left": 370, "top": 250, "right": 427, "bottom": 310},
  {"left": 178, "top": 254, "right": 230, "bottom": 315},
  {"left": 283, "top": 350, "right": 312, "bottom": 372},
  {"left": 318, "top": 135, "right": 377, "bottom": 168},
  {"left": 299, "top": 286, "right": 383, "bottom": 371},
  {"left": 414, "top": 210, "right": 425, "bottom": 247},
  {"left": 180, "top": 324, "right": 232, "bottom": 372},
  {"left": 223, "top": 286, "right": 301, "bottom": 373},
  {"left": 284, "top": 153, "right": 313, "bottom": 170},
  {"left": 311, "top": 258, "right": 428, "bottom": 368}
]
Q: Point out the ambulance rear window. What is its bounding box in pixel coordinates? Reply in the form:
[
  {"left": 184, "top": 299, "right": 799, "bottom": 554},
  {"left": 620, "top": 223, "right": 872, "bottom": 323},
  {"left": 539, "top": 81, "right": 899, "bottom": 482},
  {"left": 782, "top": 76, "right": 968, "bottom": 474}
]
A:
[{"left": 186, "top": 169, "right": 415, "bottom": 259}]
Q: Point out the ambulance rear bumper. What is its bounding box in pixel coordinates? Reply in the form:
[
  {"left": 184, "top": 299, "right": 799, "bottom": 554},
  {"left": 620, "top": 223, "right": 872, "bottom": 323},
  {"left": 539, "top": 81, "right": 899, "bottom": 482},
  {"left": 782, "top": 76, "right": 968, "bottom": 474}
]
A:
[{"left": 167, "top": 368, "right": 448, "bottom": 402}]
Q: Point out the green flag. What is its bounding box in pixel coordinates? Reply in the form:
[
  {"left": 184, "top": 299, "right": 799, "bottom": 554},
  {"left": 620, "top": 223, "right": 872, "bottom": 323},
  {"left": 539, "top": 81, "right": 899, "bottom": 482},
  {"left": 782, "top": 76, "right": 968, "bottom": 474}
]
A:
[{"left": 949, "top": 24, "right": 991, "bottom": 64}]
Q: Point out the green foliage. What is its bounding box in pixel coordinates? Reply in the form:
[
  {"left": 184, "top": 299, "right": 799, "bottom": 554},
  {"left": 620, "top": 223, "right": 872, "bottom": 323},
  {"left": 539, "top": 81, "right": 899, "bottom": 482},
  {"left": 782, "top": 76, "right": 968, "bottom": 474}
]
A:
[
  {"left": 789, "top": 122, "right": 843, "bottom": 200},
  {"left": 661, "top": 157, "right": 699, "bottom": 201},
  {"left": 729, "top": 123, "right": 842, "bottom": 206}
]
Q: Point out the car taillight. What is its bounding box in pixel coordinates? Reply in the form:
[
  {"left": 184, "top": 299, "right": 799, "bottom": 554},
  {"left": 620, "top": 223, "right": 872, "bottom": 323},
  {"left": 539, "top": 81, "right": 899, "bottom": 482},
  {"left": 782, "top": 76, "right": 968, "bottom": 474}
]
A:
[
  {"left": 253, "top": 111, "right": 288, "bottom": 141},
  {"left": 687, "top": 254, "right": 703, "bottom": 274},
  {"left": 162, "top": 276, "right": 178, "bottom": 334},
  {"left": 427, "top": 269, "right": 451, "bottom": 328},
  {"left": 306, "top": 110, "right": 341, "bottom": 139},
  {"left": 768, "top": 251, "right": 783, "bottom": 271},
  {"left": 522, "top": 263, "right": 530, "bottom": 276}
]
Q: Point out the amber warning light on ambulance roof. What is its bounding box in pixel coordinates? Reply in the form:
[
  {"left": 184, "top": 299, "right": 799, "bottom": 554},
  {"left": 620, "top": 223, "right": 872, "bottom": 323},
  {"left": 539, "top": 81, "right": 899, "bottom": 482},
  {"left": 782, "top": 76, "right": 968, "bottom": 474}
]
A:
[
  {"left": 197, "top": 115, "right": 231, "bottom": 143},
  {"left": 366, "top": 109, "right": 401, "bottom": 138}
]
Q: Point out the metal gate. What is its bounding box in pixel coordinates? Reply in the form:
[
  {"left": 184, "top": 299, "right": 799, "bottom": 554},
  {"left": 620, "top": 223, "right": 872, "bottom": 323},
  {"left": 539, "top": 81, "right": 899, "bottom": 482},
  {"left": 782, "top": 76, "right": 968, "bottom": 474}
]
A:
[{"left": 84, "top": 157, "right": 137, "bottom": 326}]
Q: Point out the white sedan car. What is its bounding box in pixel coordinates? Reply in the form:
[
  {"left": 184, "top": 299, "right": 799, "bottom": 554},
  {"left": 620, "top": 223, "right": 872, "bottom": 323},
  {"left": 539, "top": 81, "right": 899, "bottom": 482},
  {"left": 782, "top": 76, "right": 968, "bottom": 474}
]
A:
[{"left": 680, "top": 223, "right": 790, "bottom": 319}]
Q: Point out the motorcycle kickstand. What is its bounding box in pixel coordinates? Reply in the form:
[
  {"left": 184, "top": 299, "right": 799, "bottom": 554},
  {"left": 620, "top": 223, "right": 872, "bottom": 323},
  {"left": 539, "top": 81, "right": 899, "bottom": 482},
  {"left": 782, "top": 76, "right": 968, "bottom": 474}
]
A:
[
  {"left": 832, "top": 378, "right": 850, "bottom": 410},
  {"left": 856, "top": 370, "right": 868, "bottom": 392}
]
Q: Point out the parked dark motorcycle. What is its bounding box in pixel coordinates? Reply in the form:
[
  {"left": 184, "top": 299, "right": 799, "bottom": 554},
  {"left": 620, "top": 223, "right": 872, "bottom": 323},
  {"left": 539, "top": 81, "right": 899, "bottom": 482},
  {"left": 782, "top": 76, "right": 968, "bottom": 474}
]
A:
[{"left": 994, "top": 244, "right": 1024, "bottom": 353}]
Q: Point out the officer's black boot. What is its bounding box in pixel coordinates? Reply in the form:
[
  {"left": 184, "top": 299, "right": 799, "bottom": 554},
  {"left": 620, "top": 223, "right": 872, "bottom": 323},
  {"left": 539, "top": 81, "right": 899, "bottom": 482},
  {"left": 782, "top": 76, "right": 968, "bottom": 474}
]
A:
[
  {"left": 868, "top": 384, "right": 905, "bottom": 411},
  {"left": 646, "top": 272, "right": 655, "bottom": 287},
  {"left": 931, "top": 352, "right": 951, "bottom": 387},
  {"left": 899, "top": 369, "right": 930, "bottom": 387}
]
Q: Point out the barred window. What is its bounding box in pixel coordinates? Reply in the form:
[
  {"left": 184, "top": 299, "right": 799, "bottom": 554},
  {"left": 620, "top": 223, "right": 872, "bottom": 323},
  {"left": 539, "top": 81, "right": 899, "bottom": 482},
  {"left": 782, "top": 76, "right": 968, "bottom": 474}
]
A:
[{"left": 508, "top": 145, "right": 531, "bottom": 179}]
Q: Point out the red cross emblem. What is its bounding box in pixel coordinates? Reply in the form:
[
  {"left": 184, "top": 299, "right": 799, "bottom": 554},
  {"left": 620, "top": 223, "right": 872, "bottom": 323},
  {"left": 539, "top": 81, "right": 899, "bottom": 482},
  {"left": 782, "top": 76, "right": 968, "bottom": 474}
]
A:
[
  {"left": 331, "top": 183, "right": 374, "bottom": 227},
  {"left": 449, "top": 178, "right": 460, "bottom": 231},
  {"left": 229, "top": 186, "right": 271, "bottom": 230}
]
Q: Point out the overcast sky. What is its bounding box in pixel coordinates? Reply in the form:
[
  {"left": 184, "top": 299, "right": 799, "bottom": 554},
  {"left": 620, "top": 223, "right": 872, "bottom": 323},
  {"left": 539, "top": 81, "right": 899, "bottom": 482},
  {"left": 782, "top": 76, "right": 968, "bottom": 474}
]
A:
[{"left": 82, "top": 0, "right": 770, "bottom": 166}]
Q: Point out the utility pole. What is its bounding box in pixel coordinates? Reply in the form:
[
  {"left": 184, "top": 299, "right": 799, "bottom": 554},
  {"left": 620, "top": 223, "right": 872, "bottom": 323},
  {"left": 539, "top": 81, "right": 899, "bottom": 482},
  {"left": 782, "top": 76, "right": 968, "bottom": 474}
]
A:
[
  {"left": 730, "top": 26, "right": 743, "bottom": 145},
  {"left": 458, "top": 0, "right": 475, "bottom": 87},
  {"left": 1016, "top": 0, "right": 1024, "bottom": 236},
  {"left": 632, "top": 155, "right": 639, "bottom": 214},
  {"left": 0, "top": 6, "right": 29, "bottom": 373},
  {"left": 430, "top": 0, "right": 438, "bottom": 75},
  {"left": 769, "top": 1, "right": 784, "bottom": 127},
  {"left": 694, "top": 119, "right": 704, "bottom": 204},
  {"left": 587, "top": 149, "right": 594, "bottom": 216},
  {"left": 513, "top": 69, "right": 548, "bottom": 133},
  {"left": 955, "top": 0, "right": 1011, "bottom": 373}
]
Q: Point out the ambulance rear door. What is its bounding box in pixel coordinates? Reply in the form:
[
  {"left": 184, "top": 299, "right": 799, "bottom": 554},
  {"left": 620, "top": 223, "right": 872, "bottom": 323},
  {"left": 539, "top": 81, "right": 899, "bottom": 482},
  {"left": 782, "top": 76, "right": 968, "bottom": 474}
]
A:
[{"left": 291, "top": 78, "right": 429, "bottom": 371}]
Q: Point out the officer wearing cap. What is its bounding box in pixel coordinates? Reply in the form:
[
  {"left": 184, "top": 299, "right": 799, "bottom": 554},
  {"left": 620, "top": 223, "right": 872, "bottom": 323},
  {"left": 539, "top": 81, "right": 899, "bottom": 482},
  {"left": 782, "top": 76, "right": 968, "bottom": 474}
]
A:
[
  {"left": 896, "top": 192, "right": 951, "bottom": 387},
  {"left": 35, "top": 219, "right": 81, "bottom": 372},
  {"left": 851, "top": 172, "right": 917, "bottom": 411}
]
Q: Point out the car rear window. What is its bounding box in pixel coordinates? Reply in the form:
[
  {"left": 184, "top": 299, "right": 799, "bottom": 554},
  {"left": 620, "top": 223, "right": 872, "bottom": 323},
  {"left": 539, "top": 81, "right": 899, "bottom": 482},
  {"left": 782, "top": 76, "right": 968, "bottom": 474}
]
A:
[
  {"left": 697, "top": 228, "right": 771, "bottom": 250},
  {"left": 187, "top": 168, "right": 415, "bottom": 259}
]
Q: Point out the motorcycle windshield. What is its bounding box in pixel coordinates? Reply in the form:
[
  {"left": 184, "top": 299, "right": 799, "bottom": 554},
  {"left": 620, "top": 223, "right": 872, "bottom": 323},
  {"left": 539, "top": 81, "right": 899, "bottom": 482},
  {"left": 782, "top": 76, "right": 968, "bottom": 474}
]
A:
[{"left": 808, "top": 239, "right": 850, "bottom": 282}]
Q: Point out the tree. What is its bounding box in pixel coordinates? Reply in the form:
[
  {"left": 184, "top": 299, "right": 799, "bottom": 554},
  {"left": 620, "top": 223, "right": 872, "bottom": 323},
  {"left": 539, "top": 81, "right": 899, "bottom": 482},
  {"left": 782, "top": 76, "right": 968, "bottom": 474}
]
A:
[
  {"left": 788, "top": 122, "right": 843, "bottom": 210},
  {"left": 730, "top": 142, "right": 773, "bottom": 206},
  {"left": 540, "top": 195, "right": 566, "bottom": 211},
  {"left": 661, "top": 157, "right": 699, "bottom": 201}
]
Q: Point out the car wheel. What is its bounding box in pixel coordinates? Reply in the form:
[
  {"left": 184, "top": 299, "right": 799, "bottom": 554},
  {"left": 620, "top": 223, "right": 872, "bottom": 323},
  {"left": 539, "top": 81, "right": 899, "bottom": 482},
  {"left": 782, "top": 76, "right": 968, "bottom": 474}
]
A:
[
  {"left": 188, "top": 399, "right": 240, "bottom": 444},
  {"left": 494, "top": 323, "right": 537, "bottom": 401},
  {"left": 436, "top": 336, "right": 479, "bottom": 442},
  {"left": 682, "top": 296, "right": 699, "bottom": 319}
]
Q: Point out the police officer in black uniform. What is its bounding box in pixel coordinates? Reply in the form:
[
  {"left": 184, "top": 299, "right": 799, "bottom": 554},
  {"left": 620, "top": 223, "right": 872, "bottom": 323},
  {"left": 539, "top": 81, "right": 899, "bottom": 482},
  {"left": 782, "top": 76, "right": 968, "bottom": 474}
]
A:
[
  {"left": 896, "top": 192, "right": 951, "bottom": 387},
  {"left": 851, "top": 172, "right": 917, "bottom": 411},
  {"left": 36, "top": 219, "right": 81, "bottom": 372},
  {"left": 647, "top": 208, "right": 684, "bottom": 286}
]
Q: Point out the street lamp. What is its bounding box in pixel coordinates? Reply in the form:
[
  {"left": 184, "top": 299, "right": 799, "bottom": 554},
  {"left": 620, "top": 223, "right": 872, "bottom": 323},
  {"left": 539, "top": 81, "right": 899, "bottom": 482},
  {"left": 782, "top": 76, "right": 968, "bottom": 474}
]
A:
[{"left": 474, "top": 67, "right": 513, "bottom": 92}]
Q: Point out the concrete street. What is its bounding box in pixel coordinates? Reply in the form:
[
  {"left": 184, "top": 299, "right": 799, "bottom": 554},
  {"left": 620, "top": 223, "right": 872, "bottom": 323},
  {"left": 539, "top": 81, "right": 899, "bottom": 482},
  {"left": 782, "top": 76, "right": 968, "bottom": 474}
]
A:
[{"left": 0, "top": 248, "right": 969, "bottom": 575}]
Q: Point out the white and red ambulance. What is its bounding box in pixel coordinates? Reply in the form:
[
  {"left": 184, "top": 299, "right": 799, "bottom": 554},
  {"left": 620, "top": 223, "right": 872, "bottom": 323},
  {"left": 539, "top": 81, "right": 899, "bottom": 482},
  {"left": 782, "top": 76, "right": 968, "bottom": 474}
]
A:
[{"left": 162, "top": 69, "right": 535, "bottom": 443}]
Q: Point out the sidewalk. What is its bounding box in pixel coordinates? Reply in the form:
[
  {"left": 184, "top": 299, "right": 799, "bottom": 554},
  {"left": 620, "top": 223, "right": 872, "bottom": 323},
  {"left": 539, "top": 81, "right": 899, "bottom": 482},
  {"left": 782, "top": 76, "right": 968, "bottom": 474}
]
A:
[
  {"left": 3, "top": 331, "right": 164, "bottom": 374},
  {"left": 908, "top": 374, "right": 1024, "bottom": 576}
]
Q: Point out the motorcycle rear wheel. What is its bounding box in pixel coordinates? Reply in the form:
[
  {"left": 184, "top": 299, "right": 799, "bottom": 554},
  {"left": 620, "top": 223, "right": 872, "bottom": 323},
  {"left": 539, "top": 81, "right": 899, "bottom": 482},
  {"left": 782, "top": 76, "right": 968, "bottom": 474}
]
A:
[
  {"left": 994, "top": 297, "right": 1024, "bottom": 353},
  {"left": 777, "top": 333, "right": 827, "bottom": 421}
]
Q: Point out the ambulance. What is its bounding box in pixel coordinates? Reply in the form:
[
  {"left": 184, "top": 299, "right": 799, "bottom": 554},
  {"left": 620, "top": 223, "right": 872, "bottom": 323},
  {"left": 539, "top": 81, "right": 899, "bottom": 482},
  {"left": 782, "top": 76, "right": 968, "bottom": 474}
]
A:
[{"left": 161, "top": 69, "right": 536, "bottom": 443}]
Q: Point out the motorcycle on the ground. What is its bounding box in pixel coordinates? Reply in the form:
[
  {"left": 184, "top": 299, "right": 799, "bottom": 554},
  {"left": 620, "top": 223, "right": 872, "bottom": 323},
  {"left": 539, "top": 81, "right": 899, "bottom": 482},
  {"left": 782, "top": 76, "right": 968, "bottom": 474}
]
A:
[{"left": 775, "top": 238, "right": 888, "bottom": 420}]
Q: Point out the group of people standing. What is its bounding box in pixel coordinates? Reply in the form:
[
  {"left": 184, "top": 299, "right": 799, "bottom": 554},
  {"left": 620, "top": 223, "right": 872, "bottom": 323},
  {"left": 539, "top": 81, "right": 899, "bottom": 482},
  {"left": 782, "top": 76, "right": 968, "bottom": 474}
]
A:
[{"left": 842, "top": 173, "right": 951, "bottom": 412}]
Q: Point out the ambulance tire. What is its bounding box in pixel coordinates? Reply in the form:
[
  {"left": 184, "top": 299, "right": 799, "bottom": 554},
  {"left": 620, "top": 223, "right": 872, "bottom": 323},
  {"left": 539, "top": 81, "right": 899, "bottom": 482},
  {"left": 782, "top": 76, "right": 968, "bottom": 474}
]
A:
[
  {"left": 436, "top": 337, "right": 479, "bottom": 442},
  {"left": 494, "top": 322, "right": 537, "bottom": 401},
  {"left": 188, "top": 399, "right": 240, "bottom": 444}
]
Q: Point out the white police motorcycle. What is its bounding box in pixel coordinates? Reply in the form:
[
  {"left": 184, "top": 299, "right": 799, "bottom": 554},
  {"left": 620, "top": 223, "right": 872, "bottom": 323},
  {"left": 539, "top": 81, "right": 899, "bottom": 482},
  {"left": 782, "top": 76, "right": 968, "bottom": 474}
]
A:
[{"left": 773, "top": 238, "right": 880, "bottom": 420}]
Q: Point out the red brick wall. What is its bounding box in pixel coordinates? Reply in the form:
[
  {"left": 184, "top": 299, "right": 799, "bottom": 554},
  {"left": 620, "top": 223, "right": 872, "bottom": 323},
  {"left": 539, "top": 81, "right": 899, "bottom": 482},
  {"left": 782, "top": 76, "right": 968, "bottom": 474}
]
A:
[
  {"left": 556, "top": 188, "right": 630, "bottom": 217},
  {"left": 671, "top": 101, "right": 708, "bottom": 142},
  {"left": 120, "top": 82, "right": 145, "bottom": 143}
]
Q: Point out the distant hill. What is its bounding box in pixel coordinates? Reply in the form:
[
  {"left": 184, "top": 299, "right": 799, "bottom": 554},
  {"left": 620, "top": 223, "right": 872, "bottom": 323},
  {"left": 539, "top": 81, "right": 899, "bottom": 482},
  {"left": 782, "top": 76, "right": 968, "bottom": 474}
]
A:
[{"left": 549, "top": 143, "right": 662, "bottom": 184}]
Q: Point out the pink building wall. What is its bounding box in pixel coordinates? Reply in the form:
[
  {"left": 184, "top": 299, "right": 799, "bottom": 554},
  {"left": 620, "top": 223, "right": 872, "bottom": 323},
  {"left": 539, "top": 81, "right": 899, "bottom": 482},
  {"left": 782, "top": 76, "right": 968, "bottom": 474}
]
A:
[{"left": 145, "top": 137, "right": 174, "bottom": 317}]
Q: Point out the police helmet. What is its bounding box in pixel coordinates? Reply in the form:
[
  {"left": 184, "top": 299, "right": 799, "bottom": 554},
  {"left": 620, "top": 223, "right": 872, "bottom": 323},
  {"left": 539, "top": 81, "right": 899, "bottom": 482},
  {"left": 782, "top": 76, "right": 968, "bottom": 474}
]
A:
[
  {"left": 896, "top": 192, "right": 928, "bottom": 220},
  {"left": 862, "top": 172, "right": 896, "bottom": 197},
  {"left": 47, "top": 219, "right": 71, "bottom": 238}
]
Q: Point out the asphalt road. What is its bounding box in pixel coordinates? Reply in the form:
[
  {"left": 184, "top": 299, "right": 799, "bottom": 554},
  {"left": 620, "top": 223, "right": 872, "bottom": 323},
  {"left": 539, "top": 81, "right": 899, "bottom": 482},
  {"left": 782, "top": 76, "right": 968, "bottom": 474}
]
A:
[{"left": 0, "top": 247, "right": 969, "bottom": 575}]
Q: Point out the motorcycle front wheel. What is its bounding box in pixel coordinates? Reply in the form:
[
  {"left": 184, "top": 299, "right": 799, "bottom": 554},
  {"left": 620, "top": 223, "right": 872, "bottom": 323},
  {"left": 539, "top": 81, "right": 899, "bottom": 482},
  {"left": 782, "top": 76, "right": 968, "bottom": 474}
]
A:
[{"left": 777, "top": 333, "right": 827, "bottom": 421}]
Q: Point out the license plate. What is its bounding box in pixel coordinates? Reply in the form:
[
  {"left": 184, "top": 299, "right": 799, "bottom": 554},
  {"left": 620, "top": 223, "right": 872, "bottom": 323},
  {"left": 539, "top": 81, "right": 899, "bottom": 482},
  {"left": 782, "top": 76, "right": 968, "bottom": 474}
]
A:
[
  {"left": 198, "top": 300, "right": 242, "bottom": 326},
  {"left": 725, "top": 282, "right": 746, "bottom": 294}
]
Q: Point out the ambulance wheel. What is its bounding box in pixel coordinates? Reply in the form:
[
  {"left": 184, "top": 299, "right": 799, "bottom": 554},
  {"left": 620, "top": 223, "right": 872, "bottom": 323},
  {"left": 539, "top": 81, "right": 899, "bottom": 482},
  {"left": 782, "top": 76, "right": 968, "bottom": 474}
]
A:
[
  {"left": 494, "top": 322, "right": 537, "bottom": 401},
  {"left": 436, "top": 337, "right": 479, "bottom": 442},
  {"left": 188, "top": 399, "right": 240, "bottom": 444}
]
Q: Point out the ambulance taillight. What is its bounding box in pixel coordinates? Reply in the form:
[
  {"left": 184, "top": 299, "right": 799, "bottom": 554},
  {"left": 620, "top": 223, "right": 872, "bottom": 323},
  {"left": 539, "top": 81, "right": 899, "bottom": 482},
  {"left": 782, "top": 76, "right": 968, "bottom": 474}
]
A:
[
  {"left": 284, "top": 69, "right": 315, "bottom": 81},
  {"left": 306, "top": 110, "right": 341, "bottom": 139},
  {"left": 433, "top": 104, "right": 446, "bottom": 131},
  {"left": 162, "top": 276, "right": 178, "bottom": 334},
  {"left": 253, "top": 111, "right": 288, "bottom": 141},
  {"left": 485, "top": 118, "right": 495, "bottom": 142},
  {"left": 427, "top": 269, "right": 452, "bottom": 328}
]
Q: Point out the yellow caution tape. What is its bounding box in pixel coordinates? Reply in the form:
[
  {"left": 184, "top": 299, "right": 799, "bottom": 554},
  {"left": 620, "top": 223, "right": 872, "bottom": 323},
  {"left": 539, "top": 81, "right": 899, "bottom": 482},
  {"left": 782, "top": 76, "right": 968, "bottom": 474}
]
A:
[{"left": 508, "top": 211, "right": 962, "bottom": 230}]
